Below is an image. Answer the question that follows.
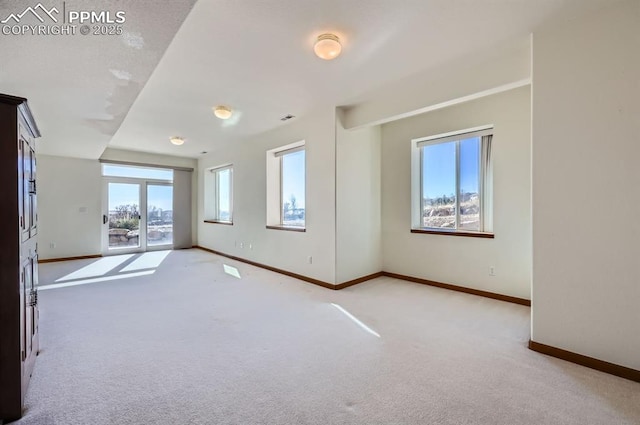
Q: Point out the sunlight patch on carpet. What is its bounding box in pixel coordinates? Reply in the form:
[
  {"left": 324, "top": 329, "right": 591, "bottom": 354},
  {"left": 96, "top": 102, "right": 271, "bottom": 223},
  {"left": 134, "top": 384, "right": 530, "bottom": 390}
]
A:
[
  {"left": 121, "top": 251, "right": 171, "bottom": 272},
  {"left": 223, "top": 264, "right": 241, "bottom": 279},
  {"left": 55, "top": 255, "right": 135, "bottom": 282},
  {"left": 331, "top": 303, "right": 381, "bottom": 338},
  {"left": 40, "top": 270, "right": 155, "bottom": 291}
]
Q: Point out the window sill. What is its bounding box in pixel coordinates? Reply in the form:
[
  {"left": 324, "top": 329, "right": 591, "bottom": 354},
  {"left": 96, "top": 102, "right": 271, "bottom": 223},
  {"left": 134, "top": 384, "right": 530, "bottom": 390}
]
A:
[
  {"left": 204, "top": 220, "right": 233, "bottom": 226},
  {"left": 411, "top": 228, "right": 494, "bottom": 239},
  {"left": 266, "top": 225, "right": 306, "bottom": 233}
]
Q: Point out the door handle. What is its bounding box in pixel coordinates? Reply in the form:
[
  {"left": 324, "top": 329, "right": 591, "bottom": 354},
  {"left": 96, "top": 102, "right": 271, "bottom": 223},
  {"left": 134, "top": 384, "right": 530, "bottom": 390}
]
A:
[{"left": 103, "top": 214, "right": 108, "bottom": 224}]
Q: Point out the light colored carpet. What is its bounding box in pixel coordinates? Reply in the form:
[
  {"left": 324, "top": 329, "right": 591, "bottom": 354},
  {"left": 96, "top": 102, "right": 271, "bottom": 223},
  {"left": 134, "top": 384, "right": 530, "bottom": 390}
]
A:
[{"left": 14, "top": 249, "right": 640, "bottom": 424}]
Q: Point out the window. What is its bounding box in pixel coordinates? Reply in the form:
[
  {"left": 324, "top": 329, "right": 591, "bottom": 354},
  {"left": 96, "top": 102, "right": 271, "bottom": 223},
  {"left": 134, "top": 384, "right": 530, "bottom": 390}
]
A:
[
  {"left": 266, "top": 141, "right": 306, "bottom": 230},
  {"left": 102, "top": 164, "right": 173, "bottom": 181},
  {"left": 205, "top": 165, "right": 233, "bottom": 224},
  {"left": 101, "top": 163, "right": 176, "bottom": 252},
  {"left": 413, "top": 127, "right": 493, "bottom": 235}
]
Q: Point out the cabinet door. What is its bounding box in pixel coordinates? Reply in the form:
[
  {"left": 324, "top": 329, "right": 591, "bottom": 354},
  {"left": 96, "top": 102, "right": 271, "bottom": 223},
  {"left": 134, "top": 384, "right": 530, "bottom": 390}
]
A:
[
  {"left": 21, "top": 255, "right": 38, "bottom": 362},
  {"left": 22, "top": 141, "right": 32, "bottom": 241},
  {"left": 19, "top": 267, "right": 26, "bottom": 362},
  {"left": 29, "top": 147, "right": 37, "bottom": 237},
  {"left": 18, "top": 138, "right": 29, "bottom": 242},
  {"left": 30, "top": 255, "right": 39, "bottom": 340},
  {"left": 22, "top": 259, "right": 32, "bottom": 360}
]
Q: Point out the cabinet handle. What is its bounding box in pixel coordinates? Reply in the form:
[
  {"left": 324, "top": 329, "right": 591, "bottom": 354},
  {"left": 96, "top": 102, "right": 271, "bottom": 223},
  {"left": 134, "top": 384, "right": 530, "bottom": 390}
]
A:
[{"left": 29, "top": 289, "right": 38, "bottom": 307}]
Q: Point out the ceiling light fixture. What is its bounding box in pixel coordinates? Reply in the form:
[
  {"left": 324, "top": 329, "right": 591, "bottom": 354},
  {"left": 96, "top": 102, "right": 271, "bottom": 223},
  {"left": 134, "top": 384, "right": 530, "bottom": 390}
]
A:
[
  {"left": 213, "top": 105, "right": 232, "bottom": 120},
  {"left": 314, "top": 33, "right": 342, "bottom": 60},
  {"left": 170, "top": 136, "right": 185, "bottom": 146}
]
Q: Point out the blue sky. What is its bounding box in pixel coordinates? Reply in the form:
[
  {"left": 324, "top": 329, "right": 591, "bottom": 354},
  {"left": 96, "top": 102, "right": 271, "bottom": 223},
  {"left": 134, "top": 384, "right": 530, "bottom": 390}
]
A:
[
  {"left": 105, "top": 165, "right": 174, "bottom": 211},
  {"left": 147, "top": 185, "right": 173, "bottom": 211},
  {"left": 108, "top": 183, "right": 138, "bottom": 211},
  {"left": 218, "top": 168, "right": 231, "bottom": 213},
  {"left": 422, "top": 137, "right": 479, "bottom": 199},
  {"left": 282, "top": 150, "right": 306, "bottom": 208},
  {"left": 108, "top": 183, "right": 173, "bottom": 211}
]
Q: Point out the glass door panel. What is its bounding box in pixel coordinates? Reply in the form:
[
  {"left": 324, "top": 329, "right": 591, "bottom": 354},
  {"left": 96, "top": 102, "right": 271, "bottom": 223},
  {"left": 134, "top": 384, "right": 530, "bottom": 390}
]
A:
[
  {"left": 108, "top": 182, "right": 141, "bottom": 250},
  {"left": 146, "top": 184, "right": 173, "bottom": 247}
]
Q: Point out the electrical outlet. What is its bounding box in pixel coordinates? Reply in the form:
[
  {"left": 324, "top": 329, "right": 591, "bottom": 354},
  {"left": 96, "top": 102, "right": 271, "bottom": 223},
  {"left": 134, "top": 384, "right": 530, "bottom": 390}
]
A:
[
  {"left": 308, "top": 256, "right": 313, "bottom": 264},
  {"left": 49, "top": 242, "right": 56, "bottom": 249},
  {"left": 489, "top": 266, "right": 495, "bottom": 276},
  {"left": 239, "top": 242, "right": 244, "bottom": 249}
]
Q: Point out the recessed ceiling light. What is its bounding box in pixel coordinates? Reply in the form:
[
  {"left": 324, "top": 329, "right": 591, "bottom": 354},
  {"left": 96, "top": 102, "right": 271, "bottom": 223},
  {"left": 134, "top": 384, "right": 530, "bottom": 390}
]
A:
[
  {"left": 314, "top": 33, "right": 342, "bottom": 60},
  {"left": 170, "top": 136, "right": 185, "bottom": 146},
  {"left": 213, "top": 105, "right": 232, "bottom": 120}
]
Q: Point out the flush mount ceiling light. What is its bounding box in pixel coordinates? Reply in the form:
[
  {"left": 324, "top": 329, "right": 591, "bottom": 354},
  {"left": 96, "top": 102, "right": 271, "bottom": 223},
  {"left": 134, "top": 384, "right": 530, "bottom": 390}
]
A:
[
  {"left": 213, "top": 105, "right": 233, "bottom": 120},
  {"left": 170, "top": 136, "right": 185, "bottom": 146},
  {"left": 314, "top": 33, "right": 342, "bottom": 60}
]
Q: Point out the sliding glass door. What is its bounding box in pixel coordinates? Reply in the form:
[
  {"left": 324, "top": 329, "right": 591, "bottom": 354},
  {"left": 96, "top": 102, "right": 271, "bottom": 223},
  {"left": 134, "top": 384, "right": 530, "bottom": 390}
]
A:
[
  {"left": 106, "top": 181, "right": 142, "bottom": 252},
  {"left": 146, "top": 184, "right": 173, "bottom": 247},
  {"left": 103, "top": 178, "right": 173, "bottom": 255}
]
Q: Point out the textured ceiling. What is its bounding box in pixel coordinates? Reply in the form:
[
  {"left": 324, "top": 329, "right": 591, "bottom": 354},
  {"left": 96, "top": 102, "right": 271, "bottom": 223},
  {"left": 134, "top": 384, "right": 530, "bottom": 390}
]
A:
[
  {"left": 0, "top": 0, "right": 621, "bottom": 159},
  {"left": 0, "top": 0, "right": 197, "bottom": 158}
]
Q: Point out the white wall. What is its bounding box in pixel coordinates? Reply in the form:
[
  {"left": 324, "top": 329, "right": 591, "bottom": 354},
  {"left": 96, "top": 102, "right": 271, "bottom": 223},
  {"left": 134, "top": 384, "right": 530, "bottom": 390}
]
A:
[
  {"left": 336, "top": 111, "right": 382, "bottom": 283},
  {"left": 380, "top": 86, "right": 531, "bottom": 299},
  {"left": 198, "top": 106, "right": 337, "bottom": 284},
  {"left": 38, "top": 155, "right": 102, "bottom": 259},
  {"left": 531, "top": 0, "right": 640, "bottom": 370}
]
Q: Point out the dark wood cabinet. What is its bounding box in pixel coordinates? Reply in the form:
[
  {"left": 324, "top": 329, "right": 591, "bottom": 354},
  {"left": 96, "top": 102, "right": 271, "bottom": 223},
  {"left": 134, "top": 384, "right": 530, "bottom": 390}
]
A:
[{"left": 0, "top": 94, "right": 41, "bottom": 423}]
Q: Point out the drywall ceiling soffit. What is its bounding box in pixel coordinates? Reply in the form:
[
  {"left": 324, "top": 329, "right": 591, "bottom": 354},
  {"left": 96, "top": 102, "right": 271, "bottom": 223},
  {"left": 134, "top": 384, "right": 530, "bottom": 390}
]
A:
[
  {"left": 99, "top": 147, "right": 197, "bottom": 170},
  {"left": 0, "top": 0, "right": 197, "bottom": 159},
  {"left": 340, "top": 40, "right": 532, "bottom": 129}
]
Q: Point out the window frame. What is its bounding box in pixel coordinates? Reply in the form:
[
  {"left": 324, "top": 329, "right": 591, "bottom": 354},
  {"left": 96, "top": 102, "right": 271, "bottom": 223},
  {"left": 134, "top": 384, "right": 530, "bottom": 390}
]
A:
[
  {"left": 102, "top": 163, "right": 174, "bottom": 181},
  {"left": 266, "top": 141, "right": 306, "bottom": 231},
  {"left": 205, "top": 164, "right": 233, "bottom": 225},
  {"left": 277, "top": 146, "right": 305, "bottom": 228},
  {"left": 412, "top": 126, "right": 493, "bottom": 237}
]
